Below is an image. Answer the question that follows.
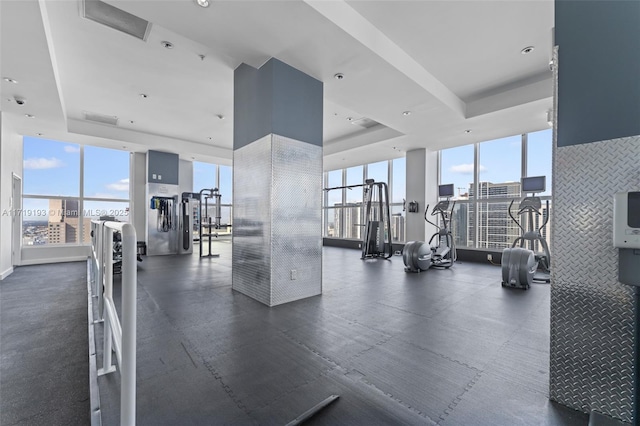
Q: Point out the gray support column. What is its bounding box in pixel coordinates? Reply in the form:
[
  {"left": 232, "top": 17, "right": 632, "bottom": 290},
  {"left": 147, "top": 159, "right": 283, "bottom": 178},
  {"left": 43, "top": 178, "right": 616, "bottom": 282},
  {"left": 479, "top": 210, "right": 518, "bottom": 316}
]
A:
[
  {"left": 551, "top": 1, "right": 640, "bottom": 422},
  {"left": 233, "top": 58, "right": 323, "bottom": 307},
  {"left": 405, "top": 149, "right": 437, "bottom": 242}
]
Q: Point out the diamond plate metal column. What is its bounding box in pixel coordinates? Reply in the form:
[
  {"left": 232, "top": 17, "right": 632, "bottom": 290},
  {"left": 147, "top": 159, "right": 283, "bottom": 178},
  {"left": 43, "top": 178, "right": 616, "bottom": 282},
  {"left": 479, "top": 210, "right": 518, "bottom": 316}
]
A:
[
  {"left": 551, "top": 137, "right": 640, "bottom": 423},
  {"left": 232, "top": 58, "right": 323, "bottom": 307}
]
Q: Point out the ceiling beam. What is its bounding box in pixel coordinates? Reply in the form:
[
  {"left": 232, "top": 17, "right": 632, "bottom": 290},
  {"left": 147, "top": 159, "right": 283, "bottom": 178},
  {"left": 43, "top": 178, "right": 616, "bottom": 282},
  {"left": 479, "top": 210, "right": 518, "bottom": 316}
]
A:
[{"left": 304, "top": 0, "right": 466, "bottom": 118}]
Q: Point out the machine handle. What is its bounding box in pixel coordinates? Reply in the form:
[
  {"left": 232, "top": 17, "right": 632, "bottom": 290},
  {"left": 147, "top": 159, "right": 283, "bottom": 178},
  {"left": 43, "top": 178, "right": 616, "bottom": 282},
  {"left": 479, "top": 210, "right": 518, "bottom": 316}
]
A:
[
  {"left": 508, "top": 199, "right": 525, "bottom": 233},
  {"left": 538, "top": 200, "right": 550, "bottom": 233},
  {"left": 424, "top": 204, "right": 440, "bottom": 230}
]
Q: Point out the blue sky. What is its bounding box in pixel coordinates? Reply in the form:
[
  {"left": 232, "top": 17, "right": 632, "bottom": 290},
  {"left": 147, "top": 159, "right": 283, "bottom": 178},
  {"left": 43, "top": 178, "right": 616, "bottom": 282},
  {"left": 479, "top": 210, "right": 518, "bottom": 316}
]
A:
[
  {"left": 23, "top": 137, "right": 129, "bottom": 199},
  {"left": 325, "top": 157, "right": 406, "bottom": 208},
  {"left": 324, "top": 128, "right": 551, "bottom": 216},
  {"left": 441, "top": 129, "right": 552, "bottom": 197},
  {"left": 22, "top": 136, "right": 130, "bottom": 220},
  {"left": 21, "top": 128, "right": 551, "bottom": 225},
  {"left": 193, "top": 162, "right": 233, "bottom": 204}
]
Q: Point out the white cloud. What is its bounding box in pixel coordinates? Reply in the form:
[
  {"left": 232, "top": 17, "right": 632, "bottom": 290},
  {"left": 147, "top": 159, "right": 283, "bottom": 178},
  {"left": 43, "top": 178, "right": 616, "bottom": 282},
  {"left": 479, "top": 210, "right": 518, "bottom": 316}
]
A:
[
  {"left": 64, "top": 145, "right": 80, "bottom": 153},
  {"left": 106, "top": 178, "right": 129, "bottom": 192},
  {"left": 450, "top": 163, "right": 486, "bottom": 174},
  {"left": 23, "top": 157, "right": 65, "bottom": 170}
]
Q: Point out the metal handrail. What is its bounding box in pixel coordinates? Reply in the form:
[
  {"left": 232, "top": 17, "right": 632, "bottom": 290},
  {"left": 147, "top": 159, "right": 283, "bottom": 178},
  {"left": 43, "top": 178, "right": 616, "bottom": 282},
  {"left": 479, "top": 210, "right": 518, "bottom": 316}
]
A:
[{"left": 90, "top": 220, "right": 137, "bottom": 426}]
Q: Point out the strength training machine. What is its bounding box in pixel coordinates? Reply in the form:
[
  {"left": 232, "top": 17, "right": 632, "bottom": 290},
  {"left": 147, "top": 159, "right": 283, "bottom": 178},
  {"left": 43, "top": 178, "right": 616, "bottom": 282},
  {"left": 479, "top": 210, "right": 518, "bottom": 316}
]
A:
[
  {"left": 501, "top": 176, "right": 551, "bottom": 289},
  {"left": 324, "top": 179, "right": 393, "bottom": 259},
  {"left": 403, "top": 184, "right": 457, "bottom": 272},
  {"left": 199, "top": 188, "right": 223, "bottom": 258}
]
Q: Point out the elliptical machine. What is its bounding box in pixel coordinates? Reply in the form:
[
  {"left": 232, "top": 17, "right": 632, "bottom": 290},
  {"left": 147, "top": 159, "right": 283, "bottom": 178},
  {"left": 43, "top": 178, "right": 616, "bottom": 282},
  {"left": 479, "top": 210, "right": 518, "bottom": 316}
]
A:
[
  {"left": 404, "top": 184, "right": 457, "bottom": 272},
  {"left": 501, "top": 176, "right": 551, "bottom": 289}
]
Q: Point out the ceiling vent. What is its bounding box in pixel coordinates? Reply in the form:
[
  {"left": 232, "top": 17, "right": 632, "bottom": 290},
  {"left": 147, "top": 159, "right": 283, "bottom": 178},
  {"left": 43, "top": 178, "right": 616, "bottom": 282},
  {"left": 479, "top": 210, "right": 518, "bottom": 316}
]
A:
[
  {"left": 350, "top": 117, "right": 380, "bottom": 129},
  {"left": 82, "top": 0, "right": 152, "bottom": 41},
  {"left": 83, "top": 111, "right": 119, "bottom": 126}
]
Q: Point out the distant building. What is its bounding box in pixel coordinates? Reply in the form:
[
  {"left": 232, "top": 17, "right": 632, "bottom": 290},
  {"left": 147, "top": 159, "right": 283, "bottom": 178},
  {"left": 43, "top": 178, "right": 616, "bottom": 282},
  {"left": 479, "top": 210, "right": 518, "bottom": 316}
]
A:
[
  {"left": 460, "top": 181, "right": 551, "bottom": 250},
  {"left": 391, "top": 213, "right": 405, "bottom": 242},
  {"left": 48, "top": 199, "right": 91, "bottom": 244}
]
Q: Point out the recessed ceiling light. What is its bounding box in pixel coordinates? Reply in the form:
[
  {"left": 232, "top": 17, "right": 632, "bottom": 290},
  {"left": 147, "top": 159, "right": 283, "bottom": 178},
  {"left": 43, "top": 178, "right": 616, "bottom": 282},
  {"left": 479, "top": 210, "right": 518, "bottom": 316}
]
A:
[
  {"left": 216, "top": 114, "right": 225, "bottom": 120},
  {"left": 129, "top": 120, "right": 135, "bottom": 124},
  {"left": 346, "top": 117, "right": 353, "bottom": 121},
  {"left": 334, "top": 73, "right": 344, "bottom": 80},
  {"left": 161, "top": 41, "right": 174, "bottom": 49},
  {"left": 36, "top": 133, "right": 43, "bottom": 136},
  {"left": 521, "top": 46, "right": 535, "bottom": 55},
  {"left": 195, "top": 0, "right": 210, "bottom": 7},
  {"left": 3, "top": 77, "right": 17, "bottom": 84},
  {"left": 25, "top": 114, "right": 35, "bottom": 119},
  {"left": 139, "top": 93, "right": 148, "bottom": 98},
  {"left": 464, "top": 129, "right": 472, "bottom": 134},
  {"left": 208, "top": 137, "right": 212, "bottom": 140},
  {"left": 402, "top": 111, "right": 411, "bottom": 116}
]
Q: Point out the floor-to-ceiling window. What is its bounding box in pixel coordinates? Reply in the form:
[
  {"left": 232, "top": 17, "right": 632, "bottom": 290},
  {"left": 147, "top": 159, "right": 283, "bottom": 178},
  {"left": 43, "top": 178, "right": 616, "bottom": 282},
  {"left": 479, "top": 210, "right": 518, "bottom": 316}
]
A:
[
  {"left": 439, "top": 128, "right": 552, "bottom": 251},
  {"left": 322, "top": 158, "right": 406, "bottom": 242},
  {"left": 22, "top": 137, "right": 130, "bottom": 245},
  {"left": 193, "top": 161, "right": 233, "bottom": 236}
]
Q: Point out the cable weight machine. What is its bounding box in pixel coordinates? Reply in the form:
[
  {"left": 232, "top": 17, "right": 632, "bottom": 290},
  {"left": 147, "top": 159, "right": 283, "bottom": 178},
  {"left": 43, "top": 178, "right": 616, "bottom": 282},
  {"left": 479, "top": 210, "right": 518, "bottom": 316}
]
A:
[
  {"left": 198, "top": 188, "right": 224, "bottom": 258},
  {"left": 324, "top": 179, "right": 393, "bottom": 260}
]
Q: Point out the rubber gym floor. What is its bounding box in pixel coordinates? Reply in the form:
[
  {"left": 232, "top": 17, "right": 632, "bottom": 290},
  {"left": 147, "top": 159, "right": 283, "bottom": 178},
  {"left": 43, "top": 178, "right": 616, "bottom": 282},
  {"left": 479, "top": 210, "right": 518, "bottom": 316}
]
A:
[{"left": 0, "top": 245, "right": 589, "bottom": 425}]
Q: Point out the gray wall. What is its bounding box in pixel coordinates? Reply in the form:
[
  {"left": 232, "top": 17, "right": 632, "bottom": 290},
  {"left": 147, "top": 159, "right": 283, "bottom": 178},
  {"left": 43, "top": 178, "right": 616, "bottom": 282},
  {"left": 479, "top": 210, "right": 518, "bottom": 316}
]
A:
[
  {"left": 555, "top": 0, "right": 640, "bottom": 147},
  {"left": 234, "top": 58, "right": 323, "bottom": 150},
  {"left": 147, "top": 150, "right": 179, "bottom": 185}
]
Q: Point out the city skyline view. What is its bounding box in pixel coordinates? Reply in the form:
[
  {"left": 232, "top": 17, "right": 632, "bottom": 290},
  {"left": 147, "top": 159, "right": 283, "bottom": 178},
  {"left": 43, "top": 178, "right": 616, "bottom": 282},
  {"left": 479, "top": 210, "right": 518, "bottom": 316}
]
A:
[
  {"left": 20, "top": 128, "right": 552, "bottom": 247},
  {"left": 22, "top": 136, "right": 130, "bottom": 224}
]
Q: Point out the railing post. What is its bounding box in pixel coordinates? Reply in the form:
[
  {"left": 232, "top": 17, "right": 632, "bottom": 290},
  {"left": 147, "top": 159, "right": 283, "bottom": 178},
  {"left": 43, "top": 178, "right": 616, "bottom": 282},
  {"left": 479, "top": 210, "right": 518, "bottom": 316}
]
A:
[
  {"left": 90, "top": 220, "right": 136, "bottom": 424},
  {"left": 120, "top": 223, "right": 137, "bottom": 426},
  {"left": 98, "top": 223, "right": 108, "bottom": 320},
  {"left": 98, "top": 227, "right": 116, "bottom": 376}
]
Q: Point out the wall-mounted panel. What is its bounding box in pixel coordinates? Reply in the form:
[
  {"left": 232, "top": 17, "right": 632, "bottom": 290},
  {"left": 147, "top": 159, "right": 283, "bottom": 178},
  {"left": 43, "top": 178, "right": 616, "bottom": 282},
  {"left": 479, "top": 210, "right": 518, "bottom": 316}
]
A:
[{"left": 147, "top": 150, "right": 178, "bottom": 185}]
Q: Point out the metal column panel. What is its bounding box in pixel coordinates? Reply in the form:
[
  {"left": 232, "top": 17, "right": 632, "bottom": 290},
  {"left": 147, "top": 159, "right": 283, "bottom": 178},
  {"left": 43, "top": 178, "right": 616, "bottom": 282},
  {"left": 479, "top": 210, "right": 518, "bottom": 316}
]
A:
[
  {"left": 232, "top": 135, "right": 273, "bottom": 306},
  {"left": 270, "top": 134, "right": 322, "bottom": 306},
  {"left": 232, "top": 134, "right": 322, "bottom": 306},
  {"left": 551, "top": 135, "right": 640, "bottom": 422}
]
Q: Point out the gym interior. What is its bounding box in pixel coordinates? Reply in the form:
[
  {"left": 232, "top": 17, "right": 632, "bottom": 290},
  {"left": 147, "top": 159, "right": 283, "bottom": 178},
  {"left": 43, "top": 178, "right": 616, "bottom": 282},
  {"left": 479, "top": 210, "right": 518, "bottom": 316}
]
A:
[{"left": 1, "top": 1, "right": 639, "bottom": 425}]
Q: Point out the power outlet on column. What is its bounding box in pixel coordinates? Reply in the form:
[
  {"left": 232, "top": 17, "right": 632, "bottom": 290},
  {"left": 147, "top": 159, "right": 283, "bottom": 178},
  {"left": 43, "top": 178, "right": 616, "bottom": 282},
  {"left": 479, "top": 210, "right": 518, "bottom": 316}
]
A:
[
  {"left": 487, "top": 254, "right": 493, "bottom": 262},
  {"left": 290, "top": 269, "right": 297, "bottom": 280}
]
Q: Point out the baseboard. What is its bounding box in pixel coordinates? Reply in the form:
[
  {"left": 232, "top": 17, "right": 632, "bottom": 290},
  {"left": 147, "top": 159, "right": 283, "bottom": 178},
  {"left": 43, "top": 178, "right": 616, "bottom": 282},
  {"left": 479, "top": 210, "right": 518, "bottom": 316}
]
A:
[
  {"left": 0, "top": 267, "right": 14, "bottom": 280},
  {"left": 20, "top": 256, "right": 89, "bottom": 266}
]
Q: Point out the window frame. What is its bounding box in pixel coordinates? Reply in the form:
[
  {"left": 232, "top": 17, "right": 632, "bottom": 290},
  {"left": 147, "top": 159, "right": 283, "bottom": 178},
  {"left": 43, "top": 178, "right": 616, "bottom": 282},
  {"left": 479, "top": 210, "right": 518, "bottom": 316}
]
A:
[{"left": 22, "top": 140, "right": 131, "bottom": 247}]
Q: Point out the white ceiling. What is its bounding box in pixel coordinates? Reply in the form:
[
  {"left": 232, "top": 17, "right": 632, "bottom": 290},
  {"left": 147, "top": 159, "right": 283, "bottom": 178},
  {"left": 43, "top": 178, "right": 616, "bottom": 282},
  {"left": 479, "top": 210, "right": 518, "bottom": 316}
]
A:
[{"left": 0, "top": 0, "right": 554, "bottom": 170}]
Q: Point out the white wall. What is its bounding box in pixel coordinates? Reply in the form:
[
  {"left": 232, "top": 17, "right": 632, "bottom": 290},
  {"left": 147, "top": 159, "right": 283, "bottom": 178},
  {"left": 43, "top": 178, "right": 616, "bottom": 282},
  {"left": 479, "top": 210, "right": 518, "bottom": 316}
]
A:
[
  {"left": 131, "top": 152, "right": 147, "bottom": 240},
  {"left": 405, "top": 148, "right": 437, "bottom": 242},
  {"left": 0, "top": 112, "right": 24, "bottom": 279},
  {"left": 179, "top": 159, "right": 193, "bottom": 196},
  {"left": 20, "top": 245, "right": 90, "bottom": 265}
]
